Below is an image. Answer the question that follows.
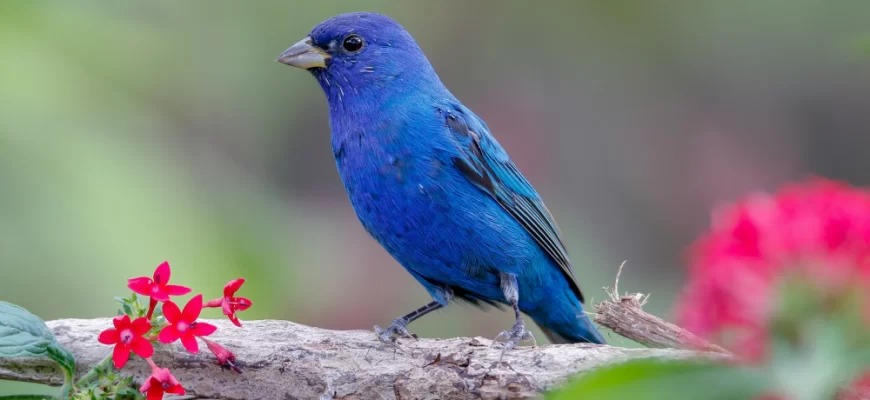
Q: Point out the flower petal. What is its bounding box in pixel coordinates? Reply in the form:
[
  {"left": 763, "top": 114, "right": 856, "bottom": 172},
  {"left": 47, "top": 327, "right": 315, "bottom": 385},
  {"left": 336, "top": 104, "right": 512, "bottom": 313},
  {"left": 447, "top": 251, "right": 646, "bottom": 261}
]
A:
[
  {"left": 228, "top": 313, "right": 241, "bottom": 327},
  {"left": 223, "top": 278, "right": 245, "bottom": 297},
  {"left": 131, "top": 317, "right": 152, "bottom": 336},
  {"left": 158, "top": 325, "right": 180, "bottom": 344},
  {"left": 165, "top": 384, "right": 185, "bottom": 395},
  {"left": 180, "top": 333, "right": 199, "bottom": 353},
  {"left": 182, "top": 294, "right": 203, "bottom": 322},
  {"left": 127, "top": 277, "right": 153, "bottom": 296},
  {"left": 129, "top": 336, "right": 154, "bottom": 358},
  {"left": 234, "top": 297, "right": 252, "bottom": 312},
  {"left": 222, "top": 301, "right": 233, "bottom": 316},
  {"left": 191, "top": 322, "right": 217, "bottom": 337},
  {"left": 139, "top": 377, "right": 153, "bottom": 393},
  {"left": 112, "top": 314, "right": 131, "bottom": 330},
  {"left": 146, "top": 386, "right": 164, "bottom": 400},
  {"left": 149, "top": 290, "right": 170, "bottom": 303},
  {"left": 150, "top": 367, "right": 171, "bottom": 382},
  {"left": 98, "top": 329, "right": 118, "bottom": 345},
  {"left": 162, "top": 301, "right": 181, "bottom": 324},
  {"left": 153, "top": 261, "right": 171, "bottom": 285},
  {"left": 163, "top": 284, "right": 192, "bottom": 296},
  {"left": 112, "top": 344, "right": 130, "bottom": 368}
]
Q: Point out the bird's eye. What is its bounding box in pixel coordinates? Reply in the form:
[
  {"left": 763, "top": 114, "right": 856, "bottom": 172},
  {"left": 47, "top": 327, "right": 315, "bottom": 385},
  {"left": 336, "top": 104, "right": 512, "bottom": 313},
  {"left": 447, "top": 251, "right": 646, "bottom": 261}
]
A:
[{"left": 342, "top": 34, "right": 364, "bottom": 53}]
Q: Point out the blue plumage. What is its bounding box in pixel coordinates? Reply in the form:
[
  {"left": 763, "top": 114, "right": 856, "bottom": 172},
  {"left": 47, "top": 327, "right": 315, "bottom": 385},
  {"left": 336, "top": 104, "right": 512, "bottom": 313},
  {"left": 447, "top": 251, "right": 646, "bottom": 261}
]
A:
[{"left": 278, "top": 12, "right": 605, "bottom": 346}]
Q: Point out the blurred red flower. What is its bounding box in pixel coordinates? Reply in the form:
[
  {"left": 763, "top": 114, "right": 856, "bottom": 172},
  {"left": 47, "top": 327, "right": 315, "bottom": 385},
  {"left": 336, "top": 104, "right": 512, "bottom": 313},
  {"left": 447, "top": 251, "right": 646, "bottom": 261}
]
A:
[
  {"left": 128, "top": 261, "right": 192, "bottom": 302},
  {"left": 677, "top": 179, "right": 870, "bottom": 357},
  {"left": 97, "top": 315, "right": 153, "bottom": 368},
  {"left": 205, "top": 278, "right": 252, "bottom": 327},
  {"left": 158, "top": 294, "right": 217, "bottom": 353},
  {"left": 676, "top": 179, "right": 870, "bottom": 398},
  {"left": 840, "top": 375, "right": 870, "bottom": 400},
  {"left": 139, "top": 367, "right": 185, "bottom": 400}
]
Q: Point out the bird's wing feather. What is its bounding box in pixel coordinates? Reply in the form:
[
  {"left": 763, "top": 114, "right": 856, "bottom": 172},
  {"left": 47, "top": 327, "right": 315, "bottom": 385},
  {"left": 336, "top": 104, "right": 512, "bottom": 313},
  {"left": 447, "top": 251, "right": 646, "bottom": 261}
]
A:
[{"left": 443, "top": 105, "right": 585, "bottom": 303}]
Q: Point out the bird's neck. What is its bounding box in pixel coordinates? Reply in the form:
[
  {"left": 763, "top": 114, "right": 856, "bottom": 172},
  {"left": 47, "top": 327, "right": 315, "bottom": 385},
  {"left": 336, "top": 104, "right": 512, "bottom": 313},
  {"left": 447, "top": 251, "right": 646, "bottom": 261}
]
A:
[{"left": 318, "top": 71, "right": 452, "bottom": 151}]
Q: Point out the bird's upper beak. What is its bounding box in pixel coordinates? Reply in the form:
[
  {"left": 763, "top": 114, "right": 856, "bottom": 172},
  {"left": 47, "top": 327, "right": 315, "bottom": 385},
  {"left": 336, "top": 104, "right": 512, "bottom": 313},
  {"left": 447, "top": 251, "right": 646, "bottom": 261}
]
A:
[{"left": 277, "top": 37, "right": 330, "bottom": 69}]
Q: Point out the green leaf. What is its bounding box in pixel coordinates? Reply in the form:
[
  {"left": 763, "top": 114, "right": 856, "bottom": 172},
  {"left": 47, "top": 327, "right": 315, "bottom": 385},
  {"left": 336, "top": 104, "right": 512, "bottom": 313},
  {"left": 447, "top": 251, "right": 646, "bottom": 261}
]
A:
[
  {"left": 114, "top": 387, "right": 139, "bottom": 397},
  {"left": 121, "top": 303, "right": 133, "bottom": 317},
  {"left": 0, "top": 302, "right": 57, "bottom": 358},
  {"left": 0, "top": 301, "right": 76, "bottom": 392},
  {"left": 152, "top": 304, "right": 163, "bottom": 318},
  {"left": 768, "top": 280, "right": 870, "bottom": 400},
  {"left": 546, "top": 359, "right": 768, "bottom": 400}
]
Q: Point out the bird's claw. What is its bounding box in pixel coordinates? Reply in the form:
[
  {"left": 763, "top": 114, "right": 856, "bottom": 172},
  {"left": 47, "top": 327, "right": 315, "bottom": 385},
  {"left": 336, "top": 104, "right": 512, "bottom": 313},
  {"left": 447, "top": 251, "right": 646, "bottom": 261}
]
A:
[
  {"left": 491, "top": 319, "right": 536, "bottom": 363},
  {"left": 374, "top": 318, "right": 417, "bottom": 345}
]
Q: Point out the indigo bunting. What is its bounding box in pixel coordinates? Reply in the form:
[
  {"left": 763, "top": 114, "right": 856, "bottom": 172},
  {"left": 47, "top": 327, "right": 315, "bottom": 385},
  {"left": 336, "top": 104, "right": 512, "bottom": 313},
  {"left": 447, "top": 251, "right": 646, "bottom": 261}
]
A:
[{"left": 278, "top": 12, "right": 605, "bottom": 349}]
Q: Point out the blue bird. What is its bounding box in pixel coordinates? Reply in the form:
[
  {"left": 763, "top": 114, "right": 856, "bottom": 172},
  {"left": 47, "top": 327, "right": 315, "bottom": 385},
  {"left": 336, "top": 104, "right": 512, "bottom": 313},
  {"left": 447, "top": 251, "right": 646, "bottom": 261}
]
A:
[{"left": 278, "top": 12, "right": 606, "bottom": 349}]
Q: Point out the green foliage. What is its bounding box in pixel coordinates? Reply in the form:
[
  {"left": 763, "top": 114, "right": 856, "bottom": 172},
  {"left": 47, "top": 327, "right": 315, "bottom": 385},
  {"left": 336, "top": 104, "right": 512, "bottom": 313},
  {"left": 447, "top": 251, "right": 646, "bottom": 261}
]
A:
[
  {"left": 114, "top": 294, "right": 148, "bottom": 320},
  {"left": 0, "top": 302, "right": 75, "bottom": 398},
  {"left": 547, "top": 359, "right": 766, "bottom": 399},
  {"left": 766, "top": 279, "right": 870, "bottom": 400},
  {"left": 70, "top": 362, "right": 142, "bottom": 400}
]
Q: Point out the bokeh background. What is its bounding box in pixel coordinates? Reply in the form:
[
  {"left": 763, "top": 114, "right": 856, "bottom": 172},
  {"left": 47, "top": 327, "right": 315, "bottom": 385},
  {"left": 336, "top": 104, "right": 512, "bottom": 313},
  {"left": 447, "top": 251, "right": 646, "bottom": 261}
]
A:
[{"left": 2, "top": 0, "right": 869, "bottom": 395}]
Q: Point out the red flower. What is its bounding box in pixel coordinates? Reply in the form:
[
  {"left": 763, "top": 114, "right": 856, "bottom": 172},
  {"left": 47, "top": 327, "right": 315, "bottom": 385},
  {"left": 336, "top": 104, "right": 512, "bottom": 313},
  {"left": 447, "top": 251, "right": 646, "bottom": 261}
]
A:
[
  {"left": 840, "top": 374, "right": 870, "bottom": 400},
  {"left": 676, "top": 179, "right": 870, "bottom": 359},
  {"left": 128, "top": 261, "right": 192, "bottom": 303},
  {"left": 139, "top": 367, "right": 185, "bottom": 400},
  {"left": 158, "top": 294, "right": 217, "bottom": 353},
  {"left": 205, "top": 278, "right": 252, "bottom": 327},
  {"left": 203, "top": 338, "right": 242, "bottom": 373},
  {"left": 97, "top": 315, "right": 153, "bottom": 368}
]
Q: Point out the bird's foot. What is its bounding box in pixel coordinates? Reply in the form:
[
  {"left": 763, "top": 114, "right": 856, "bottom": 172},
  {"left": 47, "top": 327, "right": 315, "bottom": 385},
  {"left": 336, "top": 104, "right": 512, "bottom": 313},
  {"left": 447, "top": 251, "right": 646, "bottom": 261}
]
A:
[
  {"left": 492, "top": 318, "right": 536, "bottom": 363},
  {"left": 374, "top": 318, "right": 417, "bottom": 345}
]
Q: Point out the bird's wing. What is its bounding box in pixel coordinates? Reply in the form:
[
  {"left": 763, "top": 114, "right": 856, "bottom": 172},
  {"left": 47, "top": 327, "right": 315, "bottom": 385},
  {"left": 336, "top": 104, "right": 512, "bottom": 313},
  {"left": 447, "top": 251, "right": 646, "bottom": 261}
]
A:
[{"left": 443, "top": 105, "right": 585, "bottom": 303}]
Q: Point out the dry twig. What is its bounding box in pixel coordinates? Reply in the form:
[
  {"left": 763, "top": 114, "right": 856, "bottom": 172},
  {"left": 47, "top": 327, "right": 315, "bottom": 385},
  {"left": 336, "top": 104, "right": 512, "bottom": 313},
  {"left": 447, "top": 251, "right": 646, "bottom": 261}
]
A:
[{"left": 594, "top": 262, "right": 731, "bottom": 354}]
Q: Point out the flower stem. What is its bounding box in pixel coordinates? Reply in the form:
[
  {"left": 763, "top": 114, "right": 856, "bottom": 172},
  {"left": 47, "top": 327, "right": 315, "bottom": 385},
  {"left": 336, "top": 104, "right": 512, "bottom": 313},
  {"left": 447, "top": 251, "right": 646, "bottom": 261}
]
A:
[
  {"left": 74, "top": 352, "right": 113, "bottom": 388},
  {"left": 145, "top": 298, "right": 158, "bottom": 319},
  {"left": 144, "top": 357, "right": 159, "bottom": 372},
  {"left": 204, "top": 298, "right": 222, "bottom": 308},
  {"left": 59, "top": 365, "right": 73, "bottom": 399}
]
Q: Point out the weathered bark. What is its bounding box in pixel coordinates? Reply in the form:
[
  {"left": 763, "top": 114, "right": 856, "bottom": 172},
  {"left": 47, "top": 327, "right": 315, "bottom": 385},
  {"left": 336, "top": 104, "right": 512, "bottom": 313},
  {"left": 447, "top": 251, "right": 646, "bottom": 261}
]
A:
[{"left": 0, "top": 318, "right": 727, "bottom": 400}]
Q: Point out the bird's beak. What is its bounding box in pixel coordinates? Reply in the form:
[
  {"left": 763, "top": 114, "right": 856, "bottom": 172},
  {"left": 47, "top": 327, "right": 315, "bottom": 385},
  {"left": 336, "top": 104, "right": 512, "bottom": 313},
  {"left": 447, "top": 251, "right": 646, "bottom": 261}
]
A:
[{"left": 277, "top": 37, "right": 330, "bottom": 69}]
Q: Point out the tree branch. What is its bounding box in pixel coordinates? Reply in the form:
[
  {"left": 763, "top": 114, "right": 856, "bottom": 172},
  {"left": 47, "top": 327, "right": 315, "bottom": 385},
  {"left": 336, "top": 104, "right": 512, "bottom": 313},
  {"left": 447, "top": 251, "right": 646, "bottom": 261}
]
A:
[{"left": 0, "top": 318, "right": 727, "bottom": 400}]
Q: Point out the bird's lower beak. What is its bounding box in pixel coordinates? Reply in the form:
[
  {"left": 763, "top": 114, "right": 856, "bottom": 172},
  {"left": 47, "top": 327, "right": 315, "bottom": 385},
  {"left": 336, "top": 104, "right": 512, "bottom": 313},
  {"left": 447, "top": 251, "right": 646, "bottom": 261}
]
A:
[{"left": 277, "top": 37, "right": 330, "bottom": 69}]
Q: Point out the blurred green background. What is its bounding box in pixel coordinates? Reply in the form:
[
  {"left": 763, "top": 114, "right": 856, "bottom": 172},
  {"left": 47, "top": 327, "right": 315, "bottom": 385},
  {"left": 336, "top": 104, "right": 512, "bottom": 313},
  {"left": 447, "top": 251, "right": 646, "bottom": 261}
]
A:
[{"left": 1, "top": 0, "right": 869, "bottom": 395}]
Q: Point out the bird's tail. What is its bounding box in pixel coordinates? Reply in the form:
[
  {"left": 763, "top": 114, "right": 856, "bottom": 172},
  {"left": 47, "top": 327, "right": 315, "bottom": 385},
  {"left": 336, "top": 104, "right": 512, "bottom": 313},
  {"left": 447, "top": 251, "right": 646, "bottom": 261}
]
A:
[{"left": 533, "top": 311, "right": 606, "bottom": 344}]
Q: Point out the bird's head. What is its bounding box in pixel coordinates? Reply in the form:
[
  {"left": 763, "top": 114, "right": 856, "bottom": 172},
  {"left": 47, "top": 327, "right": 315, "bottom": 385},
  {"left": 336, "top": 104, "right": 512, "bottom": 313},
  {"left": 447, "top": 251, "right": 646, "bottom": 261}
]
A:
[{"left": 277, "top": 12, "right": 444, "bottom": 108}]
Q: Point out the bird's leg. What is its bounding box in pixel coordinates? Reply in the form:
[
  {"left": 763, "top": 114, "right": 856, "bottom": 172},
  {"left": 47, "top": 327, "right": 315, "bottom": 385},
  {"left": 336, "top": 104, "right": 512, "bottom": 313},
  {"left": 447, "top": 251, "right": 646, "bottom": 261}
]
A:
[
  {"left": 492, "top": 272, "right": 536, "bottom": 362},
  {"left": 374, "top": 301, "right": 443, "bottom": 344}
]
